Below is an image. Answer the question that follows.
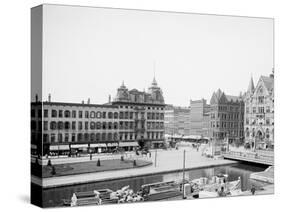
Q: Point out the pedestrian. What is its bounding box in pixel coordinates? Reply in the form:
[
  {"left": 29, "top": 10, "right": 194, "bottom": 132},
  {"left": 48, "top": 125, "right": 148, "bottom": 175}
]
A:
[{"left": 251, "top": 185, "right": 256, "bottom": 195}]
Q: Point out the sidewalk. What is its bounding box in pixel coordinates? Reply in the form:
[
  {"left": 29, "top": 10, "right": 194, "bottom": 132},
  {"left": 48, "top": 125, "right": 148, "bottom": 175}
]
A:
[{"left": 32, "top": 146, "right": 237, "bottom": 188}]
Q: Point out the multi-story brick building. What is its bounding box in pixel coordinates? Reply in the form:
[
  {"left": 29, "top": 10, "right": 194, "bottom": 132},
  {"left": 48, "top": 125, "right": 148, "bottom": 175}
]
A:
[
  {"left": 244, "top": 72, "right": 274, "bottom": 150},
  {"left": 209, "top": 89, "right": 244, "bottom": 144},
  {"left": 31, "top": 77, "right": 165, "bottom": 156}
]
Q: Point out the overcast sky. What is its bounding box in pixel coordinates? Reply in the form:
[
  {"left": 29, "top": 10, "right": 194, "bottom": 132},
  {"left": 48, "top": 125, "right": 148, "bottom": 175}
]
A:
[{"left": 39, "top": 4, "right": 273, "bottom": 106}]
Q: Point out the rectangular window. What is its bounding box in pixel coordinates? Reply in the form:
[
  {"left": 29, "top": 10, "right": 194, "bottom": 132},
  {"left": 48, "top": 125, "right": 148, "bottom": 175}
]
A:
[
  {"left": 79, "top": 111, "right": 83, "bottom": 118},
  {"left": 72, "top": 110, "right": 76, "bottom": 118},
  {"left": 72, "top": 133, "right": 75, "bottom": 142},
  {"left": 51, "top": 134, "right": 56, "bottom": 142},
  {"left": 44, "top": 109, "right": 48, "bottom": 118},
  {"left": 51, "top": 110, "right": 57, "bottom": 117},
  {"left": 72, "top": 121, "right": 76, "bottom": 130},
  {"left": 85, "top": 111, "right": 89, "bottom": 118},
  {"left": 266, "top": 106, "right": 270, "bottom": 113},
  {"left": 38, "top": 110, "right": 42, "bottom": 118},
  {"left": 65, "top": 133, "right": 69, "bottom": 142},
  {"left": 79, "top": 121, "right": 83, "bottom": 130},
  {"left": 59, "top": 110, "right": 63, "bottom": 117},
  {"left": 252, "top": 107, "right": 256, "bottom": 113},
  {"left": 43, "top": 121, "right": 48, "bottom": 130},
  {"left": 85, "top": 122, "right": 88, "bottom": 130}
]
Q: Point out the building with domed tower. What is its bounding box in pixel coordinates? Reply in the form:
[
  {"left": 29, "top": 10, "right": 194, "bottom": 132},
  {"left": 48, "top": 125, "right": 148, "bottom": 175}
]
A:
[
  {"left": 111, "top": 77, "right": 165, "bottom": 149},
  {"left": 244, "top": 71, "right": 274, "bottom": 150}
]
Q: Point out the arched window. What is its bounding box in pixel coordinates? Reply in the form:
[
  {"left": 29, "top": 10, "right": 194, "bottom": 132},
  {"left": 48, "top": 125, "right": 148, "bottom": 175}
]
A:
[
  {"left": 90, "top": 111, "right": 95, "bottom": 118},
  {"left": 96, "top": 133, "right": 100, "bottom": 141},
  {"left": 90, "top": 122, "right": 95, "bottom": 130},
  {"left": 108, "top": 133, "right": 112, "bottom": 141},
  {"left": 102, "top": 133, "right": 106, "bottom": 141},
  {"left": 114, "top": 112, "right": 118, "bottom": 119},
  {"left": 90, "top": 133, "right": 95, "bottom": 142},
  {"left": 96, "top": 111, "right": 101, "bottom": 118},
  {"left": 50, "top": 121, "right": 57, "bottom": 130},
  {"left": 64, "top": 110, "right": 70, "bottom": 118},
  {"left": 96, "top": 122, "right": 101, "bottom": 129},
  {"left": 64, "top": 122, "right": 70, "bottom": 130},
  {"left": 58, "top": 121, "right": 64, "bottom": 130},
  {"left": 108, "top": 112, "right": 113, "bottom": 119},
  {"left": 108, "top": 122, "right": 112, "bottom": 130},
  {"left": 114, "top": 122, "right": 118, "bottom": 129}
]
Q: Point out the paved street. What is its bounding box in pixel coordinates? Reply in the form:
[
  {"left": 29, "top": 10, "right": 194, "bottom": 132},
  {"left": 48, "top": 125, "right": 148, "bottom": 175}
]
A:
[{"left": 32, "top": 145, "right": 237, "bottom": 188}]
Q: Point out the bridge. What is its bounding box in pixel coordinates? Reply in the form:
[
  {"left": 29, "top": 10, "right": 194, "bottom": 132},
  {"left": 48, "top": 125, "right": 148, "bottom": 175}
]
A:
[{"left": 223, "top": 150, "right": 274, "bottom": 166}]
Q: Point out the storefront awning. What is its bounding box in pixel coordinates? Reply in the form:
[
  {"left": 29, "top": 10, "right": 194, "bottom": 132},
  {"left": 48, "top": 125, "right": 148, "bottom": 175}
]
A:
[
  {"left": 90, "top": 143, "right": 107, "bottom": 148},
  {"left": 71, "top": 144, "right": 88, "bottom": 149},
  {"left": 119, "top": 142, "right": 139, "bottom": 147},
  {"left": 50, "top": 145, "right": 70, "bottom": 151},
  {"left": 107, "top": 143, "right": 118, "bottom": 147}
]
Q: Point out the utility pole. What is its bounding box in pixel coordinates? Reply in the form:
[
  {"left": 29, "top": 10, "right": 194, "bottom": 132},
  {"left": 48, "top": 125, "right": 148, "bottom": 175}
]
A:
[
  {"left": 154, "top": 149, "right": 157, "bottom": 167},
  {"left": 182, "top": 149, "right": 186, "bottom": 198}
]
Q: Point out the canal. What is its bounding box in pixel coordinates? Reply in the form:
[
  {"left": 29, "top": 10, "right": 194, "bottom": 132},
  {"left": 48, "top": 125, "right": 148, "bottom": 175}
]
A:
[{"left": 34, "top": 163, "right": 268, "bottom": 207}]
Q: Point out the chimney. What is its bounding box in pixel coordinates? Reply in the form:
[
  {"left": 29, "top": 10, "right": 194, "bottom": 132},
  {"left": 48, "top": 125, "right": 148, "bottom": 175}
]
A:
[
  {"left": 108, "top": 95, "right": 111, "bottom": 103},
  {"left": 87, "top": 98, "right": 90, "bottom": 104},
  {"left": 48, "top": 93, "right": 51, "bottom": 102},
  {"left": 35, "top": 94, "right": 38, "bottom": 102}
]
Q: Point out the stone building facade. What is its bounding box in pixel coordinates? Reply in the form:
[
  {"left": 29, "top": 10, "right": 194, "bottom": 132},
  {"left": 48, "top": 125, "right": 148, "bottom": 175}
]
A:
[
  {"left": 209, "top": 89, "right": 244, "bottom": 144},
  {"left": 244, "top": 73, "right": 274, "bottom": 150}
]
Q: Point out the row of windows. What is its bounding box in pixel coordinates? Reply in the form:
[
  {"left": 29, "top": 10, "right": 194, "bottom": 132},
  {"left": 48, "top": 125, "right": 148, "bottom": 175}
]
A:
[
  {"left": 210, "top": 121, "right": 243, "bottom": 129},
  {"left": 31, "top": 120, "right": 165, "bottom": 131},
  {"left": 31, "top": 109, "right": 165, "bottom": 120},
  {"left": 246, "top": 106, "right": 272, "bottom": 114},
  {"left": 119, "top": 105, "right": 164, "bottom": 111},
  {"left": 245, "top": 118, "right": 273, "bottom": 125},
  {"left": 43, "top": 132, "right": 119, "bottom": 143},
  {"left": 210, "top": 113, "right": 243, "bottom": 120},
  {"left": 245, "top": 128, "right": 273, "bottom": 139},
  {"left": 217, "top": 105, "right": 241, "bottom": 112}
]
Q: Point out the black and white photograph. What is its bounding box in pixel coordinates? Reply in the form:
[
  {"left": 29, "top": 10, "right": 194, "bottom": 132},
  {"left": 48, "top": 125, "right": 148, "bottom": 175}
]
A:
[{"left": 30, "top": 4, "right": 274, "bottom": 208}]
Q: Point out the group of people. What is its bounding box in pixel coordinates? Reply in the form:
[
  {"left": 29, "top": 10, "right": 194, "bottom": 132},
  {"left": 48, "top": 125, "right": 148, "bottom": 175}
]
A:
[{"left": 110, "top": 186, "right": 144, "bottom": 203}]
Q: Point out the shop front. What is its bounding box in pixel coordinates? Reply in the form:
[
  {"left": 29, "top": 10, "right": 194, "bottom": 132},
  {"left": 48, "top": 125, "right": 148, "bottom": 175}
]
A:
[
  {"left": 49, "top": 144, "right": 70, "bottom": 157},
  {"left": 89, "top": 143, "right": 107, "bottom": 154},
  {"left": 119, "top": 141, "right": 139, "bottom": 151},
  {"left": 70, "top": 144, "right": 89, "bottom": 156}
]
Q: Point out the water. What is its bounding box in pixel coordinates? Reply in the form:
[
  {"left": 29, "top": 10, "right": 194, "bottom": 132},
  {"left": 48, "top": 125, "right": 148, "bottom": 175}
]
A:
[{"left": 34, "top": 163, "right": 268, "bottom": 207}]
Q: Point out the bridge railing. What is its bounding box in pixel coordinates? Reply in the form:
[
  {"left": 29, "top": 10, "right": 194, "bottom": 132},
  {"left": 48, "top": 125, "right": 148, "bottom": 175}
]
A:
[{"left": 224, "top": 151, "right": 274, "bottom": 165}]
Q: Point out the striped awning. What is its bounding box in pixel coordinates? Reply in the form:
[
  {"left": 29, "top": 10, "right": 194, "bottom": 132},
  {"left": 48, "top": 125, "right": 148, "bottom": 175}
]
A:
[
  {"left": 119, "top": 142, "right": 139, "bottom": 147},
  {"left": 50, "top": 145, "right": 70, "bottom": 150},
  {"left": 71, "top": 144, "right": 88, "bottom": 149},
  {"left": 107, "top": 143, "right": 118, "bottom": 147},
  {"left": 90, "top": 143, "right": 107, "bottom": 148}
]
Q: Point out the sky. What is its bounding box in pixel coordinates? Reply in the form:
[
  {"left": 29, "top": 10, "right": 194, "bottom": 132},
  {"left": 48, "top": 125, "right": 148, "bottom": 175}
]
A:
[{"left": 38, "top": 4, "right": 274, "bottom": 107}]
